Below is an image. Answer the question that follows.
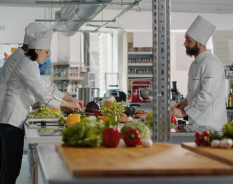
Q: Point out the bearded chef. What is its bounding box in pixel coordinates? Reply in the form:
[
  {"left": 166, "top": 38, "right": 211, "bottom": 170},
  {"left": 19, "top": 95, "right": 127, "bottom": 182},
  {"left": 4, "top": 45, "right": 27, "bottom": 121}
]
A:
[{"left": 171, "top": 15, "right": 227, "bottom": 131}]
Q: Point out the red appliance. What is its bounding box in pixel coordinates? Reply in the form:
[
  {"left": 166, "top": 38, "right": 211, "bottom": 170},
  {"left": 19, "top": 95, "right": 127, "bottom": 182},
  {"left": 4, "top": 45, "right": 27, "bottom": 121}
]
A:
[{"left": 130, "top": 81, "right": 152, "bottom": 103}]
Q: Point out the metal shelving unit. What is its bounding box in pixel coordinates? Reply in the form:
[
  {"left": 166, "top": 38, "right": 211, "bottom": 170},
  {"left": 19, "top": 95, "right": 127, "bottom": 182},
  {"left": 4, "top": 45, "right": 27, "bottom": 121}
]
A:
[
  {"left": 51, "top": 77, "right": 84, "bottom": 81},
  {"left": 152, "top": 0, "right": 171, "bottom": 143},
  {"left": 128, "top": 52, "right": 153, "bottom": 55},
  {"left": 128, "top": 75, "right": 153, "bottom": 78},
  {"left": 128, "top": 63, "right": 152, "bottom": 66}
]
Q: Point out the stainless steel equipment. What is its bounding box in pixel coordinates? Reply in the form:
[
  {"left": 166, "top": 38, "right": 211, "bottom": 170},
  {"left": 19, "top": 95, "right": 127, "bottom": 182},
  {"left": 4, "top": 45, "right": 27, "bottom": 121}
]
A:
[
  {"left": 77, "top": 88, "right": 100, "bottom": 106},
  {"left": 139, "top": 89, "right": 152, "bottom": 100}
]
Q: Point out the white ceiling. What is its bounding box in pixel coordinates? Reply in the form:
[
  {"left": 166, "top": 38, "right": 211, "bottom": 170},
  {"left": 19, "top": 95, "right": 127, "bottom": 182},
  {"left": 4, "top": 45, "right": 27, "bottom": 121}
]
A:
[{"left": 1, "top": 0, "right": 233, "bottom": 14}]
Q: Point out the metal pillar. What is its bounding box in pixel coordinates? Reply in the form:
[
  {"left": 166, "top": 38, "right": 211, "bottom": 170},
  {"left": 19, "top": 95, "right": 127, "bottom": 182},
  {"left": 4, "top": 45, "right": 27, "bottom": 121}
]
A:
[{"left": 152, "top": 0, "right": 171, "bottom": 142}]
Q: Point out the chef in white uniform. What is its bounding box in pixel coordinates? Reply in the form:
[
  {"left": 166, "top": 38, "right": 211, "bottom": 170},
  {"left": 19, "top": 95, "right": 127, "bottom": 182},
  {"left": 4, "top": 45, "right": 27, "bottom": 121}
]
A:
[
  {"left": 172, "top": 15, "right": 227, "bottom": 131},
  {"left": 0, "top": 24, "right": 82, "bottom": 183}
]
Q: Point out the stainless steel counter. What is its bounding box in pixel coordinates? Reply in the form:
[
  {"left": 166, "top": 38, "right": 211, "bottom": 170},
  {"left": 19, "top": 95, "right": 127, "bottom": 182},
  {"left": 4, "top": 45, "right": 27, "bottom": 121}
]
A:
[{"left": 36, "top": 144, "right": 233, "bottom": 184}]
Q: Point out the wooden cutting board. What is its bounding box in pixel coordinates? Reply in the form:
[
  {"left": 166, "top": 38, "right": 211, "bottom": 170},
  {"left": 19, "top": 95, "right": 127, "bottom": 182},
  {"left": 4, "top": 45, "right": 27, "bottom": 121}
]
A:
[
  {"left": 55, "top": 142, "right": 233, "bottom": 177},
  {"left": 182, "top": 142, "right": 233, "bottom": 166}
]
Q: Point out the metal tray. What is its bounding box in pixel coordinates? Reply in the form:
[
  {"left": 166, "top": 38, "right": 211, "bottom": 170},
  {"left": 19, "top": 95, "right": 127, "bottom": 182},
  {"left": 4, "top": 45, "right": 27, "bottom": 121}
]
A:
[
  {"left": 27, "top": 118, "right": 60, "bottom": 122},
  {"left": 38, "top": 128, "right": 63, "bottom": 136},
  {"left": 25, "top": 119, "right": 63, "bottom": 129}
]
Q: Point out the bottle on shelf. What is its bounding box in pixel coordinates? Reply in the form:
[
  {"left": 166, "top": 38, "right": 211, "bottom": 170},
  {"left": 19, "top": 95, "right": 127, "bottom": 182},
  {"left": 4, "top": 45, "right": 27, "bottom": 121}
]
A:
[{"left": 228, "top": 88, "right": 233, "bottom": 107}]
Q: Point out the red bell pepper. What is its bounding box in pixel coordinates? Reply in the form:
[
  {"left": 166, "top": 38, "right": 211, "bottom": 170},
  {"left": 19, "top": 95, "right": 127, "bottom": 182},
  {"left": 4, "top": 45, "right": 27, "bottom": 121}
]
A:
[
  {"left": 102, "top": 128, "right": 122, "bottom": 147},
  {"left": 94, "top": 110, "right": 103, "bottom": 116},
  {"left": 171, "top": 115, "right": 177, "bottom": 125},
  {"left": 123, "top": 128, "right": 141, "bottom": 147}
]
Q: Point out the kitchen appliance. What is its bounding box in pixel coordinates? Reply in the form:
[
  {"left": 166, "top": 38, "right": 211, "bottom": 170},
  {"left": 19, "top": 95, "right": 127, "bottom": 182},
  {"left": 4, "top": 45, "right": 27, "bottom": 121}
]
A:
[
  {"left": 77, "top": 88, "right": 100, "bottom": 106},
  {"left": 171, "top": 81, "right": 179, "bottom": 101},
  {"left": 104, "top": 73, "right": 127, "bottom": 102},
  {"left": 130, "top": 81, "right": 152, "bottom": 103}
]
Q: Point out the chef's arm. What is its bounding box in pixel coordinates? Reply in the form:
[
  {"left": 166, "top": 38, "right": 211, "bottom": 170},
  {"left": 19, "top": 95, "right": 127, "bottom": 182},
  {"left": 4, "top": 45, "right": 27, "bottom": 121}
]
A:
[
  {"left": 41, "top": 79, "right": 83, "bottom": 106},
  {"left": 18, "top": 63, "right": 80, "bottom": 109},
  {"left": 184, "top": 62, "right": 224, "bottom": 120},
  {"left": 62, "top": 95, "right": 84, "bottom": 106}
]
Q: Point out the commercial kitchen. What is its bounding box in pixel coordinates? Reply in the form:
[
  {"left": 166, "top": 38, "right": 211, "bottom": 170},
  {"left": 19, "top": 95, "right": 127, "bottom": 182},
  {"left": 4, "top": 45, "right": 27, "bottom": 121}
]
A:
[{"left": 1, "top": 0, "right": 233, "bottom": 184}]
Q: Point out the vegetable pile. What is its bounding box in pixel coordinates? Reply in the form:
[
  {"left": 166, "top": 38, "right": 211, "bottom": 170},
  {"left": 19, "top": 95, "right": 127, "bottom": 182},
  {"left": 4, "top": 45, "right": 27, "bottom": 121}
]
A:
[
  {"left": 101, "top": 100, "right": 125, "bottom": 119},
  {"left": 29, "top": 106, "right": 63, "bottom": 118},
  {"left": 121, "top": 123, "right": 151, "bottom": 140},
  {"left": 194, "top": 124, "right": 233, "bottom": 149},
  {"left": 62, "top": 121, "right": 105, "bottom": 147}
]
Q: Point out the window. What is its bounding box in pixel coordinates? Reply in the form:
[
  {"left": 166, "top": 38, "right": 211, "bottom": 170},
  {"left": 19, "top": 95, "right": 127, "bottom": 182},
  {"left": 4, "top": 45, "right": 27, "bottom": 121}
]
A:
[{"left": 89, "top": 33, "right": 116, "bottom": 97}]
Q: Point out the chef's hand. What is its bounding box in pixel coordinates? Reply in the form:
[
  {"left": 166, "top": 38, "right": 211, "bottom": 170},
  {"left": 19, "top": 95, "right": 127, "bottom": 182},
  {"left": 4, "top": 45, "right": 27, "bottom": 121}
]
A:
[
  {"left": 172, "top": 108, "right": 187, "bottom": 118},
  {"left": 70, "top": 98, "right": 83, "bottom": 107},
  {"left": 172, "top": 99, "right": 187, "bottom": 110},
  {"left": 60, "top": 101, "right": 81, "bottom": 111},
  {"left": 63, "top": 95, "right": 83, "bottom": 107}
]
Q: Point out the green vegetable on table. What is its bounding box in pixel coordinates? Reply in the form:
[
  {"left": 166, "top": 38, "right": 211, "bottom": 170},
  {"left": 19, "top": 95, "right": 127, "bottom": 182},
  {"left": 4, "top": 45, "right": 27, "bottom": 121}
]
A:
[
  {"left": 222, "top": 122, "right": 233, "bottom": 139},
  {"left": 62, "top": 121, "right": 105, "bottom": 147},
  {"left": 144, "top": 112, "right": 153, "bottom": 129},
  {"left": 29, "top": 106, "right": 63, "bottom": 118},
  {"left": 101, "top": 100, "right": 125, "bottom": 119},
  {"left": 121, "top": 122, "right": 151, "bottom": 140}
]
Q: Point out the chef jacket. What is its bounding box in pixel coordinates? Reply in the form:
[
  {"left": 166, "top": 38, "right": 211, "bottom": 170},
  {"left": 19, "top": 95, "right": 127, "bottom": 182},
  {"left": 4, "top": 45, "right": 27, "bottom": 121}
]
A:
[
  {"left": 0, "top": 55, "right": 65, "bottom": 129},
  {"left": 0, "top": 48, "right": 24, "bottom": 112},
  {"left": 184, "top": 50, "right": 227, "bottom": 130}
]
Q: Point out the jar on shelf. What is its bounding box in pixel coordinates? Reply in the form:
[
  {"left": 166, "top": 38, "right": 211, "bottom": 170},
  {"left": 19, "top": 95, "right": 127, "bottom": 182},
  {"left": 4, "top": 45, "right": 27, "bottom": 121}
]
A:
[
  {"left": 56, "top": 66, "right": 60, "bottom": 77},
  {"left": 145, "top": 69, "right": 149, "bottom": 74},
  {"left": 133, "top": 68, "right": 137, "bottom": 75},
  {"left": 76, "top": 67, "right": 80, "bottom": 77},
  {"left": 150, "top": 58, "right": 153, "bottom": 63},
  {"left": 148, "top": 69, "right": 152, "bottom": 74},
  {"left": 53, "top": 66, "right": 57, "bottom": 77},
  {"left": 60, "top": 67, "right": 64, "bottom": 78}
]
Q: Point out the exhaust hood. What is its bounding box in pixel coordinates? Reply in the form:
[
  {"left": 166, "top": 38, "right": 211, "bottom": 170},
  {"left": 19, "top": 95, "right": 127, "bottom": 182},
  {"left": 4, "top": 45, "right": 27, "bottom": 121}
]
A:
[{"left": 35, "top": 0, "right": 141, "bottom": 36}]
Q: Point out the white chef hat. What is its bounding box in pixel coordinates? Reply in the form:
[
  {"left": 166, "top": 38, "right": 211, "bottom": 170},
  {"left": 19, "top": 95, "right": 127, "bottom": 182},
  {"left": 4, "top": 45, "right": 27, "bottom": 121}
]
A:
[
  {"left": 186, "top": 15, "right": 216, "bottom": 46},
  {"left": 27, "top": 29, "right": 53, "bottom": 50},
  {"left": 23, "top": 22, "right": 51, "bottom": 45}
]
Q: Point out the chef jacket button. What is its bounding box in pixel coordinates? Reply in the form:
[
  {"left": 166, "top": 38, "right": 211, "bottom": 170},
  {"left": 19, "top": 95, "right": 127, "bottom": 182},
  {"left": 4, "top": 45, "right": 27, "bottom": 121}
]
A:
[
  {"left": 195, "top": 62, "right": 197, "bottom": 64},
  {"left": 190, "top": 89, "right": 191, "bottom": 91}
]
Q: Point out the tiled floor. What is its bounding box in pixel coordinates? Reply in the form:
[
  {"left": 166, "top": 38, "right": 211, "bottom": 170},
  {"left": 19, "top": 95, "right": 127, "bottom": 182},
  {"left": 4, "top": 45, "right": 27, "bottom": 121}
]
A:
[{"left": 16, "top": 155, "right": 30, "bottom": 184}]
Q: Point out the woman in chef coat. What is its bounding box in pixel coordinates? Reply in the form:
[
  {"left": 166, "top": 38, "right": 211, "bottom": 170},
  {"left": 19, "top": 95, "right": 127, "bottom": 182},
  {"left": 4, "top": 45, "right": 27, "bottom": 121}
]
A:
[
  {"left": 0, "top": 25, "right": 82, "bottom": 183},
  {"left": 172, "top": 15, "right": 227, "bottom": 131}
]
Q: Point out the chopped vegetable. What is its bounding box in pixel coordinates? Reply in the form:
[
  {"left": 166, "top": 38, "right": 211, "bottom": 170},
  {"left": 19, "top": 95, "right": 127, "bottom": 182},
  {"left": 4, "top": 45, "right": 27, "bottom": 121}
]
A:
[
  {"left": 102, "top": 128, "right": 121, "bottom": 147},
  {"left": 59, "top": 116, "right": 67, "bottom": 126},
  {"left": 62, "top": 121, "right": 105, "bottom": 147},
  {"left": 29, "top": 106, "right": 63, "bottom": 118},
  {"left": 101, "top": 100, "right": 125, "bottom": 119},
  {"left": 123, "top": 128, "right": 141, "bottom": 147},
  {"left": 40, "top": 128, "right": 54, "bottom": 132},
  {"left": 121, "top": 123, "right": 151, "bottom": 140}
]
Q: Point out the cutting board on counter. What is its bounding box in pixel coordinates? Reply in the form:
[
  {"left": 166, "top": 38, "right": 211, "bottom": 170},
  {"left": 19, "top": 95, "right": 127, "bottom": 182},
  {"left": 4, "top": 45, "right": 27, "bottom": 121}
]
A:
[
  {"left": 182, "top": 142, "right": 233, "bottom": 166},
  {"left": 55, "top": 142, "right": 233, "bottom": 177}
]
